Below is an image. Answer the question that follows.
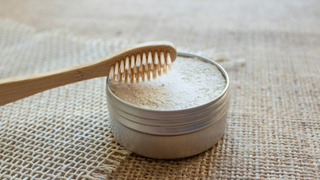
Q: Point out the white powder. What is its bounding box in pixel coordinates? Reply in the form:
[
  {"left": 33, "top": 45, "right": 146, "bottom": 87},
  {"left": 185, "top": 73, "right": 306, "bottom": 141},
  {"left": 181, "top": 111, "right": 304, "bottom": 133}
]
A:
[{"left": 109, "top": 57, "right": 226, "bottom": 110}]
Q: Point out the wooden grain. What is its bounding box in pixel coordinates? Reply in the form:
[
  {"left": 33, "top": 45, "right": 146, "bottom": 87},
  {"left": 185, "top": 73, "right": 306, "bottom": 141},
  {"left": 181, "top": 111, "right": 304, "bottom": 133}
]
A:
[{"left": 0, "top": 41, "right": 177, "bottom": 106}]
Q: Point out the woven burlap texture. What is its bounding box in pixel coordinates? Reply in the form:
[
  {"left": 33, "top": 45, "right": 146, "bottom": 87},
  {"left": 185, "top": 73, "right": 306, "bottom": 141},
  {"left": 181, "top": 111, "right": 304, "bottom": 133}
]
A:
[
  {"left": 1, "top": 0, "right": 320, "bottom": 176},
  {"left": 0, "top": 19, "right": 135, "bottom": 179}
]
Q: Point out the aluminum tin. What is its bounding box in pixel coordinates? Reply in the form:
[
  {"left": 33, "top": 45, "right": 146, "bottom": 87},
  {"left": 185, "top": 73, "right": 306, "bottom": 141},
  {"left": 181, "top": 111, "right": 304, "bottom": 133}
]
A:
[{"left": 106, "top": 52, "right": 230, "bottom": 159}]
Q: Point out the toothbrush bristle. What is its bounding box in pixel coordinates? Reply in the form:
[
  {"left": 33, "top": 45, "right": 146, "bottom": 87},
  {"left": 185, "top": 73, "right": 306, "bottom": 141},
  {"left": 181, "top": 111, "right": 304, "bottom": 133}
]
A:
[
  {"left": 120, "top": 59, "right": 125, "bottom": 73},
  {"left": 131, "top": 55, "right": 135, "bottom": 68},
  {"left": 141, "top": 71, "right": 145, "bottom": 82},
  {"left": 109, "top": 51, "right": 173, "bottom": 84},
  {"left": 118, "top": 76, "right": 123, "bottom": 83},
  {"left": 147, "top": 70, "right": 151, "bottom": 81},
  {"left": 142, "top": 52, "right": 147, "bottom": 65},
  {"left": 136, "top": 53, "right": 141, "bottom": 68},
  {"left": 139, "top": 65, "right": 143, "bottom": 72},
  {"left": 122, "top": 71, "right": 126, "bottom": 79},
  {"left": 152, "top": 69, "right": 157, "bottom": 79},
  {"left": 166, "top": 52, "right": 172, "bottom": 71},
  {"left": 135, "top": 73, "right": 139, "bottom": 83},
  {"left": 163, "top": 64, "right": 168, "bottom": 74},
  {"left": 154, "top": 51, "right": 159, "bottom": 65},
  {"left": 133, "top": 66, "right": 138, "bottom": 74},
  {"left": 125, "top": 74, "right": 128, "bottom": 84},
  {"left": 125, "top": 56, "right": 130, "bottom": 70},
  {"left": 109, "top": 65, "right": 115, "bottom": 83},
  {"left": 115, "top": 62, "right": 120, "bottom": 80},
  {"left": 129, "top": 74, "right": 134, "bottom": 84},
  {"left": 149, "top": 63, "right": 154, "bottom": 70},
  {"left": 142, "top": 52, "right": 148, "bottom": 71},
  {"left": 148, "top": 51, "right": 153, "bottom": 64},
  {"left": 160, "top": 51, "right": 165, "bottom": 66}
]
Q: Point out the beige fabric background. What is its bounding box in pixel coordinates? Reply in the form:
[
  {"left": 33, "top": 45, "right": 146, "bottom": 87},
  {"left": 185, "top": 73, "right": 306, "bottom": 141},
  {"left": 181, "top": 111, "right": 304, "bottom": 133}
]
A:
[{"left": 1, "top": 0, "right": 320, "bottom": 179}]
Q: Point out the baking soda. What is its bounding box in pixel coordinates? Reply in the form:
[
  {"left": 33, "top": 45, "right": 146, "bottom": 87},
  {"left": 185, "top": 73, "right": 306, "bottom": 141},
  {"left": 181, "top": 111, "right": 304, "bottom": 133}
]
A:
[{"left": 109, "top": 57, "right": 226, "bottom": 110}]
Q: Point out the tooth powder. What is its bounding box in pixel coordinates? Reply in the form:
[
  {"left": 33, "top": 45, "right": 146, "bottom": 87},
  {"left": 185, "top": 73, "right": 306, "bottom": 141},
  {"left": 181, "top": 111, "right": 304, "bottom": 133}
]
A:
[{"left": 109, "top": 56, "right": 226, "bottom": 110}]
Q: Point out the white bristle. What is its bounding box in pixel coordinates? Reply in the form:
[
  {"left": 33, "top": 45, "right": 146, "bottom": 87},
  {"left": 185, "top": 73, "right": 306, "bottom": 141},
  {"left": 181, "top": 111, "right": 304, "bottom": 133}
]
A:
[
  {"left": 136, "top": 53, "right": 143, "bottom": 72},
  {"left": 110, "top": 50, "right": 174, "bottom": 84},
  {"left": 148, "top": 51, "right": 153, "bottom": 64},
  {"left": 163, "top": 63, "right": 168, "bottom": 74},
  {"left": 114, "top": 62, "right": 119, "bottom": 75},
  {"left": 131, "top": 54, "right": 138, "bottom": 74},
  {"left": 119, "top": 75, "right": 123, "bottom": 83},
  {"left": 154, "top": 51, "right": 159, "bottom": 65},
  {"left": 133, "top": 66, "right": 138, "bottom": 74},
  {"left": 131, "top": 55, "right": 135, "bottom": 69},
  {"left": 160, "top": 51, "right": 165, "bottom": 66},
  {"left": 152, "top": 68, "right": 157, "bottom": 79},
  {"left": 143, "top": 52, "right": 148, "bottom": 71},
  {"left": 144, "top": 64, "right": 149, "bottom": 71},
  {"left": 109, "top": 65, "right": 115, "bottom": 83},
  {"left": 146, "top": 70, "right": 151, "bottom": 81},
  {"left": 149, "top": 63, "right": 154, "bottom": 70},
  {"left": 136, "top": 53, "right": 141, "bottom": 67},
  {"left": 142, "top": 52, "right": 147, "bottom": 65},
  {"left": 162, "top": 56, "right": 167, "bottom": 74},
  {"left": 125, "top": 56, "right": 130, "bottom": 70},
  {"left": 120, "top": 59, "right": 125, "bottom": 73},
  {"left": 129, "top": 74, "right": 134, "bottom": 84},
  {"left": 115, "top": 62, "right": 120, "bottom": 80},
  {"left": 166, "top": 52, "right": 172, "bottom": 71},
  {"left": 109, "top": 65, "right": 114, "bottom": 79},
  {"left": 122, "top": 70, "right": 126, "bottom": 79}
]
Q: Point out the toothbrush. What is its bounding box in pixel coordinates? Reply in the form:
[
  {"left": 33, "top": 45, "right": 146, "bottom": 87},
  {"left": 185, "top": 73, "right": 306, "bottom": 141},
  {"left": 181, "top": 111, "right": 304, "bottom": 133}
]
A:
[{"left": 0, "top": 41, "right": 177, "bottom": 106}]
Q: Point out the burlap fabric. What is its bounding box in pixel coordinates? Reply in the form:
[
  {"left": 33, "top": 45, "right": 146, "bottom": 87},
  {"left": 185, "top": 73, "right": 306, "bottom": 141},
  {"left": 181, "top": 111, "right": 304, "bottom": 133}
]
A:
[
  {"left": 1, "top": 0, "right": 320, "bottom": 179},
  {"left": 0, "top": 20, "right": 134, "bottom": 179}
]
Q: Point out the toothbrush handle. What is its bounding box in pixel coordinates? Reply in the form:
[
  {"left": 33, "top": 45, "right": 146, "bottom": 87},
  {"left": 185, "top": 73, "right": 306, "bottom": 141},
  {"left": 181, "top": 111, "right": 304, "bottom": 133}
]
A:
[
  {"left": 0, "top": 59, "right": 111, "bottom": 106},
  {"left": 0, "top": 41, "right": 177, "bottom": 106}
]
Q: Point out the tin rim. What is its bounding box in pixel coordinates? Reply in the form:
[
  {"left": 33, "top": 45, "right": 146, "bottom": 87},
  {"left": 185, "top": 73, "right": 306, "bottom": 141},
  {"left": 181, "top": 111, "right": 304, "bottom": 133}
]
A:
[{"left": 106, "top": 52, "right": 230, "bottom": 112}]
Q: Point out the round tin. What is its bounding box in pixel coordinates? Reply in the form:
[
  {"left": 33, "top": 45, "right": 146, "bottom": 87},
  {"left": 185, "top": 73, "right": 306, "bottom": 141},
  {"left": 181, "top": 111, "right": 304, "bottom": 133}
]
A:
[{"left": 106, "top": 52, "right": 230, "bottom": 159}]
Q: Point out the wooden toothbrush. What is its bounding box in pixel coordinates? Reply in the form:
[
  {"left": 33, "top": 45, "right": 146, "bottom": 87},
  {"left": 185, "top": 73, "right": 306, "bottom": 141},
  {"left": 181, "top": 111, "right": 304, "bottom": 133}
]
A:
[{"left": 0, "top": 41, "right": 177, "bottom": 106}]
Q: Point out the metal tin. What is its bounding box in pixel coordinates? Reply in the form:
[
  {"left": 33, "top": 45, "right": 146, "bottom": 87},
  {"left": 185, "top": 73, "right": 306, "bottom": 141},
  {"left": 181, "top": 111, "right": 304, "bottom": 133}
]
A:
[{"left": 106, "top": 52, "right": 230, "bottom": 159}]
